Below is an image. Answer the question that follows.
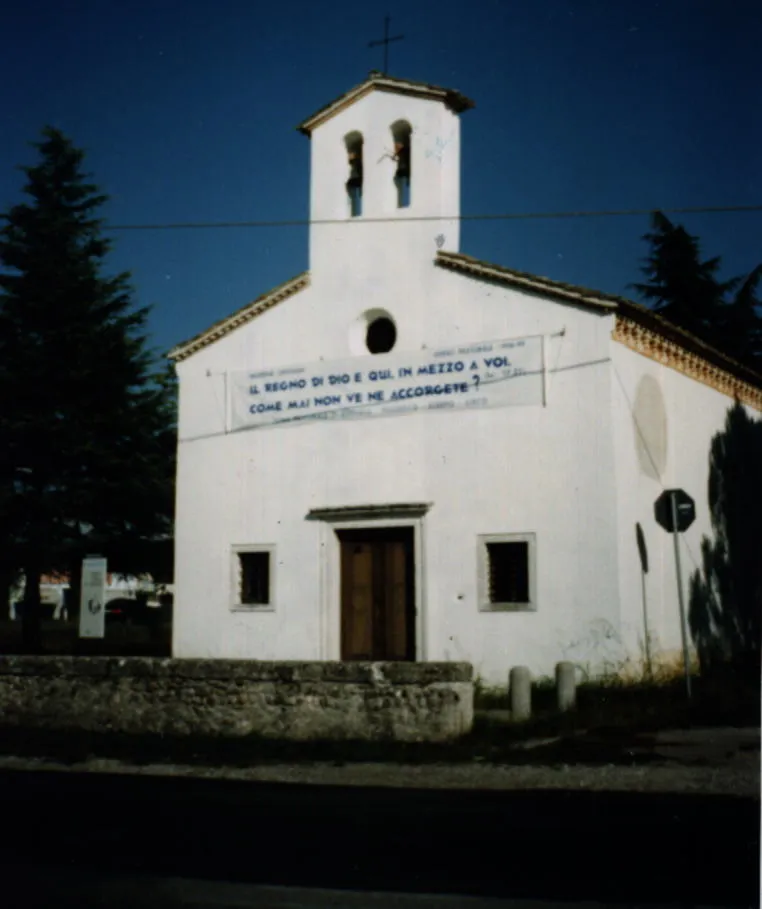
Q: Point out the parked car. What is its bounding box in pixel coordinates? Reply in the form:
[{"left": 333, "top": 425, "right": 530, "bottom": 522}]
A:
[
  {"left": 105, "top": 594, "right": 158, "bottom": 625},
  {"left": 105, "top": 597, "right": 138, "bottom": 624}
]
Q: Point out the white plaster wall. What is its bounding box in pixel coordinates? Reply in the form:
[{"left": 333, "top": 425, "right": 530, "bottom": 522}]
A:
[
  {"left": 610, "top": 343, "right": 760, "bottom": 672},
  {"left": 308, "top": 89, "right": 462, "bottom": 291},
  {"left": 174, "top": 258, "right": 622, "bottom": 683}
]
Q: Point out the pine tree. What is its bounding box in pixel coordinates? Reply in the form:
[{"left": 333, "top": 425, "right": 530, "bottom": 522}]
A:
[
  {"left": 632, "top": 211, "right": 738, "bottom": 344},
  {"left": 0, "top": 128, "right": 175, "bottom": 651},
  {"left": 633, "top": 211, "right": 762, "bottom": 369},
  {"left": 720, "top": 265, "right": 762, "bottom": 368}
]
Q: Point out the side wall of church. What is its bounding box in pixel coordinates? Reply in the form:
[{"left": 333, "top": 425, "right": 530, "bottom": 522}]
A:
[{"left": 610, "top": 340, "right": 760, "bottom": 677}]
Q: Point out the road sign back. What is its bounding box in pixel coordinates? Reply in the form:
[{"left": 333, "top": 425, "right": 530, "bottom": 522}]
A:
[{"left": 654, "top": 488, "right": 696, "bottom": 534}]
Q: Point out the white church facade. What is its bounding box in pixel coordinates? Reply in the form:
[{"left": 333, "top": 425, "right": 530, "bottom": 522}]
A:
[{"left": 169, "top": 73, "right": 762, "bottom": 685}]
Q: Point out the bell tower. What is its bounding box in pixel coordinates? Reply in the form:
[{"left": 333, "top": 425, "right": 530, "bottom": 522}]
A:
[{"left": 297, "top": 73, "right": 474, "bottom": 289}]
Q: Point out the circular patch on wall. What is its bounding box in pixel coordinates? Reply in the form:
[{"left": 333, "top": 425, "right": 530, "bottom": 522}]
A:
[{"left": 632, "top": 374, "right": 668, "bottom": 480}]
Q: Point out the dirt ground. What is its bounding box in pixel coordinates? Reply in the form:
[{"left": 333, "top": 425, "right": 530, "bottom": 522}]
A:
[{"left": 0, "top": 726, "right": 757, "bottom": 797}]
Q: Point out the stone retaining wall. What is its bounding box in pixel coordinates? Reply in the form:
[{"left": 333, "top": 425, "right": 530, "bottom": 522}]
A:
[{"left": 0, "top": 657, "right": 473, "bottom": 742}]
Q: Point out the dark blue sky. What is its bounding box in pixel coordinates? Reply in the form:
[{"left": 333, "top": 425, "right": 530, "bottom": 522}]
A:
[{"left": 2, "top": 0, "right": 760, "bottom": 358}]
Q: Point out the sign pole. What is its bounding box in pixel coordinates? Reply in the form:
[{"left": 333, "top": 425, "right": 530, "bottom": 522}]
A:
[{"left": 669, "top": 491, "right": 692, "bottom": 698}]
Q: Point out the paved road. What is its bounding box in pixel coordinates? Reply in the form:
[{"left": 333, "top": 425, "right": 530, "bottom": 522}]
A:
[
  {"left": 0, "top": 871, "right": 695, "bottom": 909},
  {"left": 0, "top": 872, "right": 751, "bottom": 909},
  {"left": 0, "top": 770, "right": 757, "bottom": 907}
]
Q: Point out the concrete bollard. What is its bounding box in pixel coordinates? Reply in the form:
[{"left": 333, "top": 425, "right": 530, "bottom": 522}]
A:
[
  {"left": 555, "top": 661, "right": 577, "bottom": 712},
  {"left": 509, "top": 665, "right": 532, "bottom": 722}
]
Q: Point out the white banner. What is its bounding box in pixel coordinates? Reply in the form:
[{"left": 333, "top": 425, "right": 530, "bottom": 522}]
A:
[
  {"left": 230, "top": 334, "right": 544, "bottom": 431},
  {"left": 79, "top": 557, "right": 107, "bottom": 639}
]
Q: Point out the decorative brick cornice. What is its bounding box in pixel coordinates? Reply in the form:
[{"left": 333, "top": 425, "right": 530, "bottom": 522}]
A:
[{"left": 613, "top": 316, "right": 762, "bottom": 411}]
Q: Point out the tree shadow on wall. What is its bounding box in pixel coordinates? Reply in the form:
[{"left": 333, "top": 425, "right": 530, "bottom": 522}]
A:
[{"left": 688, "top": 401, "right": 762, "bottom": 682}]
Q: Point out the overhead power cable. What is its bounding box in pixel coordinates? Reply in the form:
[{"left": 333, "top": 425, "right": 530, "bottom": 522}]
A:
[{"left": 104, "top": 204, "right": 762, "bottom": 232}]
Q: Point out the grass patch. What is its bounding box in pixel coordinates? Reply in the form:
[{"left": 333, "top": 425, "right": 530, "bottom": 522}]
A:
[
  {"left": 474, "top": 675, "right": 559, "bottom": 713},
  {"left": 476, "top": 668, "right": 759, "bottom": 737}
]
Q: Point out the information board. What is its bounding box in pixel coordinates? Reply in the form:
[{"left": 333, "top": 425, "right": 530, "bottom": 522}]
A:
[
  {"left": 79, "top": 556, "right": 107, "bottom": 639},
  {"left": 230, "top": 334, "right": 544, "bottom": 431}
]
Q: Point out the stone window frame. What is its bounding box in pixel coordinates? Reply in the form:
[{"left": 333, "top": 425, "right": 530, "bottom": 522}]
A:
[
  {"left": 230, "top": 544, "right": 276, "bottom": 612},
  {"left": 477, "top": 532, "right": 537, "bottom": 613}
]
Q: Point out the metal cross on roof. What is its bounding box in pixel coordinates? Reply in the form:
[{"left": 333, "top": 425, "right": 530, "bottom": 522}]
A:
[{"left": 368, "top": 15, "right": 404, "bottom": 75}]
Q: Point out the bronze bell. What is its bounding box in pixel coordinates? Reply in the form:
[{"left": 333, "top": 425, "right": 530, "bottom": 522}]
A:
[
  {"left": 347, "top": 150, "right": 363, "bottom": 189},
  {"left": 394, "top": 142, "right": 410, "bottom": 179}
]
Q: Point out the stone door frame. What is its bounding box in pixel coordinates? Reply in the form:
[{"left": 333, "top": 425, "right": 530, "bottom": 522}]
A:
[{"left": 308, "top": 504, "right": 430, "bottom": 662}]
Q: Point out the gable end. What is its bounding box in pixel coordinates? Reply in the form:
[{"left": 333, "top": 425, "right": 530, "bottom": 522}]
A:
[{"left": 168, "top": 272, "right": 310, "bottom": 363}]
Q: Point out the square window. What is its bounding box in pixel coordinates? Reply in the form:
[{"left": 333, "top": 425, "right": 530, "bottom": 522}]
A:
[
  {"left": 478, "top": 534, "right": 536, "bottom": 611},
  {"left": 232, "top": 546, "right": 274, "bottom": 610},
  {"left": 487, "top": 541, "right": 529, "bottom": 603}
]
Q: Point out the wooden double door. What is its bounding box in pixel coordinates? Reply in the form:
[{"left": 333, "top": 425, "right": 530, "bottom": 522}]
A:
[{"left": 339, "top": 527, "right": 416, "bottom": 661}]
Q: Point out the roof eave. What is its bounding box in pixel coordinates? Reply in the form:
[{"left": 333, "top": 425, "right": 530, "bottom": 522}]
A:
[
  {"left": 168, "top": 272, "right": 310, "bottom": 363},
  {"left": 435, "top": 251, "right": 618, "bottom": 314},
  {"left": 297, "top": 76, "right": 475, "bottom": 137},
  {"left": 435, "top": 251, "right": 762, "bottom": 389}
]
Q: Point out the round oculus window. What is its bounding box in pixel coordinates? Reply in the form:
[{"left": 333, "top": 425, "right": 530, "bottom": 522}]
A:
[{"left": 366, "top": 316, "right": 397, "bottom": 354}]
